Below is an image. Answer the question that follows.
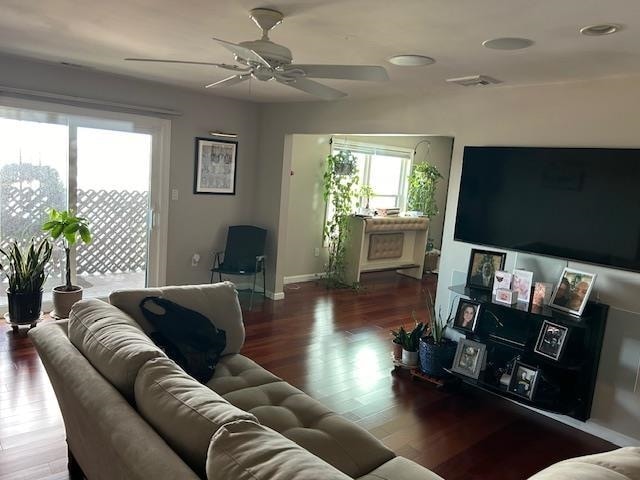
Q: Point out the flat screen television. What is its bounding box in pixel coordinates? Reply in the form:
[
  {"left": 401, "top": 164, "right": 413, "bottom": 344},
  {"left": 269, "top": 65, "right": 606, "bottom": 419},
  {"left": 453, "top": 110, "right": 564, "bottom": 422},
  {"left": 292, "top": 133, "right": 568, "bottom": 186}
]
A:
[{"left": 454, "top": 146, "right": 640, "bottom": 273}]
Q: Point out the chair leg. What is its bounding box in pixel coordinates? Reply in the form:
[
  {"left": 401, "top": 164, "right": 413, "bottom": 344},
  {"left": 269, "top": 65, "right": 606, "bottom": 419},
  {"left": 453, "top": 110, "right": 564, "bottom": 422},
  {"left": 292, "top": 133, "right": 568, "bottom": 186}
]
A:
[
  {"left": 263, "top": 264, "right": 266, "bottom": 299},
  {"left": 219, "top": 271, "right": 223, "bottom": 283},
  {"left": 250, "top": 273, "right": 257, "bottom": 310}
]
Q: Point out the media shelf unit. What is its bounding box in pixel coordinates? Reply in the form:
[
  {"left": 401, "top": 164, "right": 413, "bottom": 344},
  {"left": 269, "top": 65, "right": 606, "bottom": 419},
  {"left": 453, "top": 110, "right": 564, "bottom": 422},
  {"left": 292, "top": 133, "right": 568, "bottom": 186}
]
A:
[{"left": 448, "top": 284, "right": 608, "bottom": 421}]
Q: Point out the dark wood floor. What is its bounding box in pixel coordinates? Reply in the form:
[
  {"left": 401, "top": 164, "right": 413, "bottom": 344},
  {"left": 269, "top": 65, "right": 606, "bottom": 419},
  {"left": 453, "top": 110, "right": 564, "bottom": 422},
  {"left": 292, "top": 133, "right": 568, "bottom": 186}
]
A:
[{"left": 1, "top": 272, "right": 615, "bottom": 479}]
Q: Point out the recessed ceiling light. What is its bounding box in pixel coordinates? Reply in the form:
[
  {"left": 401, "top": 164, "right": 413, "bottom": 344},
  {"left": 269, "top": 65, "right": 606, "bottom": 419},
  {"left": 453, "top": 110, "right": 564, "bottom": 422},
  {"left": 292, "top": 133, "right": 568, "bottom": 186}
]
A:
[
  {"left": 482, "top": 37, "right": 534, "bottom": 50},
  {"left": 388, "top": 55, "right": 435, "bottom": 66},
  {"left": 580, "top": 24, "right": 622, "bottom": 36}
]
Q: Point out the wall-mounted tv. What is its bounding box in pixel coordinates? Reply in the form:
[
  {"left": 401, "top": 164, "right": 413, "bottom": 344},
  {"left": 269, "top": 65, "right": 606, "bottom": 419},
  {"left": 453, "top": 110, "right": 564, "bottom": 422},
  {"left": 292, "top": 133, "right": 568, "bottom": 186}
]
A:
[{"left": 454, "top": 146, "right": 640, "bottom": 273}]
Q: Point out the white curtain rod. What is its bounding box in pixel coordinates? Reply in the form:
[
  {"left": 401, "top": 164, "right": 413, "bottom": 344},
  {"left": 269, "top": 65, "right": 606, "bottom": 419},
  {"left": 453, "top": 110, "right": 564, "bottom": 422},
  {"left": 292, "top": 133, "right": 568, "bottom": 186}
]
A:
[{"left": 0, "top": 85, "right": 182, "bottom": 117}]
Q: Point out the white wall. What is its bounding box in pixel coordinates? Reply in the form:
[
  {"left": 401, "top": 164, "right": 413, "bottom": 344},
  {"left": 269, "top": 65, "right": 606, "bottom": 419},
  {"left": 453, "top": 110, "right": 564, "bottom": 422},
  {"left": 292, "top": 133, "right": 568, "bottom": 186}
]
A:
[
  {"left": 256, "top": 75, "right": 640, "bottom": 444},
  {"left": 283, "top": 134, "right": 453, "bottom": 280},
  {"left": 0, "top": 53, "right": 260, "bottom": 287}
]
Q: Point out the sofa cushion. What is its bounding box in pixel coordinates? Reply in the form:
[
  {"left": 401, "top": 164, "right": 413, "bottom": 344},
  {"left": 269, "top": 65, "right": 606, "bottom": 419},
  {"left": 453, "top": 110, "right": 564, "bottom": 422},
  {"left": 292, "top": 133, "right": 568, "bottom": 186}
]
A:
[
  {"left": 214, "top": 375, "right": 395, "bottom": 478},
  {"left": 206, "top": 419, "right": 352, "bottom": 480},
  {"left": 205, "top": 354, "right": 281, "bottom": 395},
  {"left": 68, "top": 298, "right": 165, "bottom": 402},
  {"left": 357, "top": 457, "right": 444, "bottom": 480},
  {"left": 528, "top": 447, "right": 640, "bottom": 480},
  {"left": 134, "top": 357, "right": 257, "bottom": 478},
  {"left": 109, "top": 282, "right": 244, "bottom": 355}
]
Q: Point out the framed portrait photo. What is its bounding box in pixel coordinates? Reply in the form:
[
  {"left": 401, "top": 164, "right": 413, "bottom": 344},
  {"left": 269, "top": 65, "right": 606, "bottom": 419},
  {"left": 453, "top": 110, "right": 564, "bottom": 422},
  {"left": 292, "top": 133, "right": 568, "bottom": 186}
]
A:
[
  {"left": 535, "top": 320, "right": 569, "bottom": 361},
  {"left": 549, "top": 267, "right": 597, "bottom": 316},
  {"left": 453, "top": 299, "right": 481, "bottom": 333},
  {"left": 194, "top": 137, "right": 238, "bottom": 195},
  {"left": 512, "top": 269, "right": 534, "bottom": 303},
  {"left": 508, "top": 362, "right": 539, "bottom": 400},
  {"left": 466, "top": 249, "right": 506, "bottom": 291},
  {"left": 451, "top": 339, "right": 487, "bottom": 379}
]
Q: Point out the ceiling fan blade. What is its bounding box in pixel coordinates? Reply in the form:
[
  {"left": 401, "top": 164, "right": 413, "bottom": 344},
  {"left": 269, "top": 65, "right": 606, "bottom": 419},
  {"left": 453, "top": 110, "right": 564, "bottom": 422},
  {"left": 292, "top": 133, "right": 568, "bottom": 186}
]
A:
[
  {"left": 125, "top": 58, "right": 247, "bottom": 72},
  {"left": 285, "top": 64, "right": 389, "bottom": 82},
  {"left": 211, "top": 37, "right": 271, "bottom": 68},
  {"left": 277, "top": 76, "right": 347, "bottom": 100},
  {"left": 205, "top": 74, "right": 251, "bottom": 89}
]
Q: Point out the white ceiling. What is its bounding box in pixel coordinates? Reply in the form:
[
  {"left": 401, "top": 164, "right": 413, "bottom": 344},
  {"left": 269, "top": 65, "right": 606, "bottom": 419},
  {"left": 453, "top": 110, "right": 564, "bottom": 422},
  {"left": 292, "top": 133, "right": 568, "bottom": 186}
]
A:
[{"left": 2, "top": 0, "right": 640, "bottom": 103}]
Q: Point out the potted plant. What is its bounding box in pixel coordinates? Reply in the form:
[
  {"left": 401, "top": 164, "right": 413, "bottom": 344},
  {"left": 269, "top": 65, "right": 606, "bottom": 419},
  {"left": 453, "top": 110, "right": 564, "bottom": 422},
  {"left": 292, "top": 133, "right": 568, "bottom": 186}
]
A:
[
  {"left": 357, "top": 184, "right": 375, "bottom": 214},
  {"left": 331, "top": 150, "right": 358, "bottom": 176},
  {"left": 418, "top": 291, "right": 457, "bottom": 377},
  {"left": 399, "top": 317, "right": 425, "bottom": 367},
  {"left": 0, "top": 238, "right": 52, "bottom": 330},
  {"left": 322, "top": 151, "right": 359, "bottom": 288},
  {"left": 390, "top": 326, "right": 407, "bottom": 360},
  {"left": 407, "top": 162, "right": 443, "bottom": 218},
  {"left": 42, "top": 209, "right": 92, "bottom": 319}
]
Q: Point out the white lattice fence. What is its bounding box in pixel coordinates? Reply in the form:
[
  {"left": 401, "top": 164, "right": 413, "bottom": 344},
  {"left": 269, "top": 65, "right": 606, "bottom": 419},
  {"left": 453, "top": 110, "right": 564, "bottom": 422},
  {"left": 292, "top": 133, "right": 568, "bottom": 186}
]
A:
[{"left": 0, "top": 187, "right": 148, "bottom": 275}]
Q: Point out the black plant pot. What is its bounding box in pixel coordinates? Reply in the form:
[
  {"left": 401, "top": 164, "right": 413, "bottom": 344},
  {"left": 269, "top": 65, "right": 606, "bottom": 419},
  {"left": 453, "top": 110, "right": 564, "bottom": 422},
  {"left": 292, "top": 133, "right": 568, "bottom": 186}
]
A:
[
  {"left": 7, "top": 289, "right": 43, "bottom": 324},
  {"left": 419, "top": 337, "right": 457, "bottom": 378}
]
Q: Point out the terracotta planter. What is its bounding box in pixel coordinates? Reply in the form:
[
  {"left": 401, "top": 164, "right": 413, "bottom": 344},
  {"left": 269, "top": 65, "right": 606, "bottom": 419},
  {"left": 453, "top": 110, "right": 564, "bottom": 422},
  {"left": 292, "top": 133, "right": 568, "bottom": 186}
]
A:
[
  {"left": 402, "top": 349, "right": 419, "bottom": 367},
  {"left": 392, "top": 341, "right": 403, "bottom": 360},
  {"left": 6, "top": 289, "right": 43, "bottom": 324},
  {"left": 52, "top": 286, "right": 83, "bottom": 319}
]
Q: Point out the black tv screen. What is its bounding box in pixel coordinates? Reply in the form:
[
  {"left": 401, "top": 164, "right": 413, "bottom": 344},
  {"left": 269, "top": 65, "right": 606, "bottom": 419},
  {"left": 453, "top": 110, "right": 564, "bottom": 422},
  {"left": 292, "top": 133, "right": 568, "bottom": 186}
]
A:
[{"left": 454, "top": 146, "right": 640, "bottom": 273}]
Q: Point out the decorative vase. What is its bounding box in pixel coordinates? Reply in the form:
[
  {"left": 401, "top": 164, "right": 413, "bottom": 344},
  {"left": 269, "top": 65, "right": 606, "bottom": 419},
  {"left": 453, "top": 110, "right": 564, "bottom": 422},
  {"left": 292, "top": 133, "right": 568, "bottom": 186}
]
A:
[
  {"left": 419, "top": 338, "right": 457, "bottom": 377},
  {"left": 52, "top": 285, "right": 83, "bottom": 319},
  {"left": 6, "top": 289, "right": 43, "bottom": 324},
  {"left": 392, "top": 341, "right": 403, "bottom": 360},
  {"left": 402, "top": 349, "right": 419, "bottom": 367}
]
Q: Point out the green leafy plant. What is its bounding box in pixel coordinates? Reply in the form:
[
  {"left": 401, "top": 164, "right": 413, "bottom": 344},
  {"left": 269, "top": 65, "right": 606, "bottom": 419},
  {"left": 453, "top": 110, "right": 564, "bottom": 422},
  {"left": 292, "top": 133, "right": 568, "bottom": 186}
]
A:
[
  {"left": 0, "top": 239, "right": 52, "bottom": 294},
  {"left": 357, "top": 185, "right": 375, "bottom": 209},
  {"left": 322, "top": 151, "right": 359, "bottom": 288},
  {"left": 424, "top": 289, "right": 454, "bottom": 345},
  {"left": 407, "top": 162, "right": 443, "bottom": 218},
  {"left": 392, "top": 318, "right": 425, "bottom": 352},
  {"left": 390, "top": 325, "right": 408, "bottom": 345},
  {"left": 42, "top": 209, "right": 92, "bottom": 291}
]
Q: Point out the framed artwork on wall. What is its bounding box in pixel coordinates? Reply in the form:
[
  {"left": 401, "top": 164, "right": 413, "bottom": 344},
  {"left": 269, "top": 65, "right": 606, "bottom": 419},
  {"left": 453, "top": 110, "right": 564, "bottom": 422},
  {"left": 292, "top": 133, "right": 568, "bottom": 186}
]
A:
[{"left": 194, "top": 137, "right": 238, "bottom": 195}]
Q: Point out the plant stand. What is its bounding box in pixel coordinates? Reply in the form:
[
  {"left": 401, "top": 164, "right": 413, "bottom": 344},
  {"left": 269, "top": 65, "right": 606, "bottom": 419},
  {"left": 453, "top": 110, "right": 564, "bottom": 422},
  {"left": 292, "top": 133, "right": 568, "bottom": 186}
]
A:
[{"left": 4, "top": 312, "right": 42, "bottom": 332}]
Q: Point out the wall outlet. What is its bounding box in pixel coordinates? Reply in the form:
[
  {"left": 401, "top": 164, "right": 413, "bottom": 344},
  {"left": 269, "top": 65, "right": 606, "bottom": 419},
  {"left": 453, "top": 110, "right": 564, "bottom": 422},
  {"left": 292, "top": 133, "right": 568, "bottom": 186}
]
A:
[
  {"left": 314, "top": 247, "right": 320, "bottom": 257},
  {"left": 191, "top": 253, "right": 200, "bottom": 267},
  {"left": 171, "top": 189, "right": 179, "bottom": 201}
]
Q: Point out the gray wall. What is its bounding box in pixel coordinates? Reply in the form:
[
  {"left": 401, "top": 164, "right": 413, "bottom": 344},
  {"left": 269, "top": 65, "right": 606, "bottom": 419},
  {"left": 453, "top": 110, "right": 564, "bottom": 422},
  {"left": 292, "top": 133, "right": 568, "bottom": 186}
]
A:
[
  {"left": 0, "top": 53, "right": 260, "bottom": 287},
  {"left": 256, "top": 75, "right": 640, "bottom": 444}
]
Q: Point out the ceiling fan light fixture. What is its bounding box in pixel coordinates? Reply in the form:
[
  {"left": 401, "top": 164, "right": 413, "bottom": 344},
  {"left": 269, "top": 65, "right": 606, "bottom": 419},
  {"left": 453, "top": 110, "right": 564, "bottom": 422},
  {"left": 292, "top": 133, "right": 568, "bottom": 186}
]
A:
[
  {"left": 388, "top": 54, "right": 435, "bottom": 67},
  {"left": 580, "top": 23, "right": 622, "bottom": 36}
]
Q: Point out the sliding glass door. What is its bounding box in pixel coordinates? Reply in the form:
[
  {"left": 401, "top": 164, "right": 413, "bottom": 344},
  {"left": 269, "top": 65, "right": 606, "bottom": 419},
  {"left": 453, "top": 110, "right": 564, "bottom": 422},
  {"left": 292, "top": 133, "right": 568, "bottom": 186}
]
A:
[{"left": 0, "top": 100, "right": 169, "bottom": 310}]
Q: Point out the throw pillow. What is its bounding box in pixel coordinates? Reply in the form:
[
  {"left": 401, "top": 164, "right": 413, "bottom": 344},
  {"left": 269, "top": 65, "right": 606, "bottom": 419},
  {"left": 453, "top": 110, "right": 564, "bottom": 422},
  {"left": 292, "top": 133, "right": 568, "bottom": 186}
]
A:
[{"left": 139, "top": 296, "right": 226, "bottom": 382}]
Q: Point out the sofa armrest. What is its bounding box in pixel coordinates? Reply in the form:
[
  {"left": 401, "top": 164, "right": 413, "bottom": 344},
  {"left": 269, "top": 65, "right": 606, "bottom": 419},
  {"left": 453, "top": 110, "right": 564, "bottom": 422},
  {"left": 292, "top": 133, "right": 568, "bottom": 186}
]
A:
[
  {"left": 30, "top": 322, "right": 200, "bottom": 480},
  {"left": 528, "top": 447, "right": 640, "bottom": 480}
]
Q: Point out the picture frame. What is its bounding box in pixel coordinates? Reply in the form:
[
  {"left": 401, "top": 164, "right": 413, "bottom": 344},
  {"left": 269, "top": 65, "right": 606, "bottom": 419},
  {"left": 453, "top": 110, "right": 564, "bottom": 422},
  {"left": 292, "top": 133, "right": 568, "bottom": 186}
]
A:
[
  {"left": 451, "top": 339, "right": 487, "bottom": 379},
  {"left": 508, "top": 362, "right": 539, "bottom": 400},
  {"left": 549, "top": 267, "right": 597, "bottom": 316},
  {"left": 466, "top": 249, "right": 506, "bottom": 291},
  {"left": 453, "top": 299, "right": 482, "bottom": 333},
  {"left": 492, "top": 270, "right": 512, "bottom": 295},
  {"left": 512, "top": 269, "right": 534, "bottom": 303},
  {"left": 194, "top": 137, "right": 238, "bottom": 195},
  {"left": 534, "top": 320, "right": 569, "bottom": 361}
]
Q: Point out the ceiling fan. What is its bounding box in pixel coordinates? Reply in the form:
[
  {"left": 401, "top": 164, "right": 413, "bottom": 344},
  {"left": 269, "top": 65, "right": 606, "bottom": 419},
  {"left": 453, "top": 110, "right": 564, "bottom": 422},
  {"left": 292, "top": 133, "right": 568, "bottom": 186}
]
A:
[{"left": 125, "top": 8, "right": 389, "bottom": 100}]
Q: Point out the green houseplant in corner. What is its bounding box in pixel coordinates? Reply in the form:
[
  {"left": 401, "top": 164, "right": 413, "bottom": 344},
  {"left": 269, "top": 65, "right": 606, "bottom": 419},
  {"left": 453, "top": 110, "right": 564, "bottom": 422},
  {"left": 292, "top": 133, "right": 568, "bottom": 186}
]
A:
[
  {"left": 42, "top": 209, "right": 92, "bottom": 319},
  {"left": 407, "top": 162, "right": 443, "bottom": 218},
  {"left": 398, "top": 318, "right": 425, "bottom": 367},
  {"left": 418, "top": 291, "right": 457, "bottom": 377},
  {"left": 0, "top": 238, "right": 52, "bottom": 330}
]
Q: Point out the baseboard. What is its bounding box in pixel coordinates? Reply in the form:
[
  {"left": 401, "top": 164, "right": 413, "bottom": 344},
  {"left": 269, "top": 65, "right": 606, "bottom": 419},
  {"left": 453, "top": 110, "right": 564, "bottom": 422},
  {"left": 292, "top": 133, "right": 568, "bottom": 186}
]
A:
[
  {"left": 283, "top": 273, "right": 325, "bottom": 285},
  {"left": 267, "top": 291, "right": 285, "bottom": 301}
]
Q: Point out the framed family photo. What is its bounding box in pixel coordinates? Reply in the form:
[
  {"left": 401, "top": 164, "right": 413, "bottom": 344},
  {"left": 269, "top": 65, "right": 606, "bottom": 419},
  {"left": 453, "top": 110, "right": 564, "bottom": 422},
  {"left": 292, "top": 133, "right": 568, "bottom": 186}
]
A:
[
  {"left": 466, "top": 249, "right": 506, "bottom": 291},
  {"left": 451, "top": 339, "right": 487, "bottom": 379},
  {"left": 453, "top": 299, "right": 481, "bottom": 333},
  {"left": 508, "top": 362, "right": 539, "bottom": 400},
  {"left": 549, "top": 267, "right": 596, "bottom": 316},
  {"left": 535, "top": 320, "right": 569, "bottom": 361},
  {"left": 194, "top": 137, "right": 238, "bottom": 195}
]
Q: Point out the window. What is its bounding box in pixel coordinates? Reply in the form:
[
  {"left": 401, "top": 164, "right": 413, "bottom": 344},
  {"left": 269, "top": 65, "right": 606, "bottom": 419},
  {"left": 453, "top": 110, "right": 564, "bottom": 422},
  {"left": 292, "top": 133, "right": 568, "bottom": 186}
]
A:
[{"left": 332, "top": 140, "right": 412, "bottom": 210}]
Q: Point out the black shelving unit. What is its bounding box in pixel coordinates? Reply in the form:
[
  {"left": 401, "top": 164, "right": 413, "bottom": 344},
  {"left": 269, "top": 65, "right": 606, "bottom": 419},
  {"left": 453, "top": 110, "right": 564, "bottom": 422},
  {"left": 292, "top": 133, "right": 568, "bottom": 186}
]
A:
[{"left": 448, "top": 285, "right": 608, "bottom": 421}]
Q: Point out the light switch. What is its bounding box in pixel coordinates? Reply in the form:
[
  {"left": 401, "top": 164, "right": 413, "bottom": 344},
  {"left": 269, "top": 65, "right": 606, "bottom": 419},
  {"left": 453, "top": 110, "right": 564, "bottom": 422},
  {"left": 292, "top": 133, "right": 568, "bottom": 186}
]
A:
[{"left": 171, "top": 189, "right": 179, "bottom": 201}]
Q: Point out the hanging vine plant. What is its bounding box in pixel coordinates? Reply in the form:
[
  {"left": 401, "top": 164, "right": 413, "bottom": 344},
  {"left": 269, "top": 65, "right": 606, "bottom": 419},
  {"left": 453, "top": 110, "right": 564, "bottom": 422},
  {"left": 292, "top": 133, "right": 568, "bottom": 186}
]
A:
[
  {"left": 323, "top": 151, "right": 359, "bottom": 288},
  {"left": 407, "top": 162, "right": 443, "bottom": 218}
]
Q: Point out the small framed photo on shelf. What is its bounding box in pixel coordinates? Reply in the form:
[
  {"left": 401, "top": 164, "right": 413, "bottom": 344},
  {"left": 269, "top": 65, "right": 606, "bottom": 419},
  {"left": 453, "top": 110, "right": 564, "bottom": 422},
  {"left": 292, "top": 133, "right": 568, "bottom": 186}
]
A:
[
  {"left": 495, "top": 288, "right": 518, "bottom": 305},
  {"left": 508, "top": 362, "right": 539, "bottom": 400},
  {"left": 451, "top": 339, "right": 487, "bottom": 379},
  {"left": 453, "top": 299, "right": 481, "bottom": 333},
  {"left": 194, "top": 137, "right": 238, "bottom": 195},
  {"left": 512, "top": 269, "right": 534, "bottom": 303},
  {"left": 549, "top": 267, "right": 597, "bottom": 316},
  {"left": 532, "top": 282, "right": 553, "bottom": 307},
  {"left": 535, "top": 320, "right": 569, "bottom": 361},
  {"left": 492, "top": 270, "right": 512, "bottom": 295},
  {"left": 466, "top": 249, "right": 506, "bottom": 291}
]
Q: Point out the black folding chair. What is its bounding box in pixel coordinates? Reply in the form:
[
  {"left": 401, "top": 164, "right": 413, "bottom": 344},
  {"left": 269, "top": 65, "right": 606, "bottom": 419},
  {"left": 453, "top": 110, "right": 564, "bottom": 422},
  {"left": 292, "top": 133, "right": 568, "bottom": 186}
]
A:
[{"left": 210, "top": 225, "right": 267, "bottom": 310}]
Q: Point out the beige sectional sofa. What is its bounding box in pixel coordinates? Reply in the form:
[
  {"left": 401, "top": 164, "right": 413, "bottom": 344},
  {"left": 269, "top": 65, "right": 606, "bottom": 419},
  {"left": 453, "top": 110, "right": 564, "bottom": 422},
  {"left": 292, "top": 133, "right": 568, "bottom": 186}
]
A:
[{"left": 30, "top": 282, "right": 639, "bottom": 480}]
